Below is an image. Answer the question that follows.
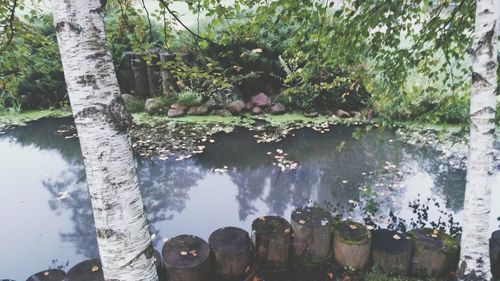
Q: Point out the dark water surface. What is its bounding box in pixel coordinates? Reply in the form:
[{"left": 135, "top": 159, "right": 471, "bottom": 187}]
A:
[{"left": 0, "top": 118, "right": 498, "bottom": 280}]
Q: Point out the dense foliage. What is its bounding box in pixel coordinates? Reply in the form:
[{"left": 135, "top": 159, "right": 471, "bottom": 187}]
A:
[{"left": 1, "top": 0, "right": 498, "bottom": 124}]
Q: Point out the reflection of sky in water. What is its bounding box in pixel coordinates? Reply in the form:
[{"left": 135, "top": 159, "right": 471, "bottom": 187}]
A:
[{"left": 0, "top": 118, "right": 498, "bottom": 280}]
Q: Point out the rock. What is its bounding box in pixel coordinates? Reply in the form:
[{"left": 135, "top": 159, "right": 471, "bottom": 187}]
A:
[
  {"left": 251, "top": 107, "right": 263, "bottom": 115},
  {"left": 197, "top": 105, "right": 209, "bottom": 115},
  {"left": 304, "top": 110, "right": 319, "bottom": 118},
  {"left": 270, "top": 103, "right": 286, "bottom": 115},
  {"left": 168, "top": 108, "right": 185, "bottom": 117},
  {"left": 251, "top": 93, "right": 272, "bottom": 107},
  {"left": 349, "top": 111, "right": 361, "bottom": 118},
  {"left": 121, "top": 94, "right": 135, "bottom": 104},
  {"left": 217, "top": 109, "right": 233, "bottom": 117},
  {"left": 145, "top": 98, "right": 159, "bottom": 113},
  {"left": 336, "top": 109, "right": 351, "bottom": 118},
  {"left": 187, "top": 107, "right": 199, "bottom": 115},
  {"left": 227, "top": 100, "right": 246, "bottom": 114},
  {"left": 170, "top": 103, "right": 187, "bottom": 110},
  {"left": 204, "top": 98, "right": 218, "bottom": 110},
  {"left": 245, "top": 101, "right": 254, "bottom": 111}
]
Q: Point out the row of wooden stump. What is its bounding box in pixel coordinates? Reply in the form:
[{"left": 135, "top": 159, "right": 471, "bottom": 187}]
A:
[{"left": 18, "top": 206, "right": 500, "bottom": 281}]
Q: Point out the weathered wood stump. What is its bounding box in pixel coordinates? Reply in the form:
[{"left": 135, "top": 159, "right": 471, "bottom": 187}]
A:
[
  {"left": 162, "top": 235, "right": 211, "bottom": 281},
  {"left": 154, "top": 249, "right": 166, "bottom": 281},
  {"left": 66, "top": 259, "right": 104, "bottom": 281},
  {"left": 371, "top": 229, "right": 413, "bottom": 274},
  {"left": 409, "top": 228, "right": 459, "bottom": 278},
  {"left": 290, "top": 206, "right": 333, "bottom": 265},
  {"left": 159, "top": 52, "right": 176, "bottom": 97},
  {"left": 146, "top": 49, "right": 161, "bottom": 97},
  {"left": 209, "top": 227, "right": 252, "bottom": 280},
  {"left": 251, "top": 216, "right": 291, "bottom": 272},
  {"left": 491, "top": 230, "right": 500, "bottom": 280},
  {"left": 25, "top": 269, "right": 66, "bottom": 281},
  {"left": 332, "top": 220, "right": 372, "bottom": 270},
  {"left": 131, "top": 53, "right": 150, "bottom": 98},
  {"left": 117, "top": 51, "right": 135, "bottom": 94}
]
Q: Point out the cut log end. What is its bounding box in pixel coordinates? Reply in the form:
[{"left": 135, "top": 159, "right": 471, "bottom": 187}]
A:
[
  {"left": 209, "top": 227, "right": 252, "bottom": 280},
  {"left": 252, "top": 216, "right": 291, "bottom": 272},
  {"left": 162, "top": 235, "right": 211, "bottom": 281},
  {"left": 66, "top": 259, "right": 104, "bottom": 281},
  {"left": 333, "top": 220, "right": 372, "bottom": 270},
  {"left": 291, "top": 206, "right": 334, "bottom": 228},
  {"left": 371, "top": 229, "right": 413, "bottom": 274},
  {"left": 25, "top": 269, "right": 66, "bottom": 281},
  {"left": 409, "top": 228, "right": 459, "bottom": 278}
]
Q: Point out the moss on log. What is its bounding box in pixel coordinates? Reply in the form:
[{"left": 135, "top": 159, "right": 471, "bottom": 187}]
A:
[
  {"left": 371, "top": 229, "right": 412, "bottom": 274},
  {"left": 332, "top": 220, "right": 371, "bottom": 270},
  {"left": 251, "top": 216, "right": 291, "bottom": 272}
]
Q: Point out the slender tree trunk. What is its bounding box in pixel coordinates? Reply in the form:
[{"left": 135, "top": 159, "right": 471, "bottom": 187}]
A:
[
  {"left": 458, "top": 0, "right": 497, "bottom": 280},
  {"left": 50, "top": 1, "right": 158, "bottom": 280}
]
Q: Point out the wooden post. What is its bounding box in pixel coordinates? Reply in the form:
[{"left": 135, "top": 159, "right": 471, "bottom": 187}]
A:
[
  {"left": 332, "top": 220, "right": 371, "bottom": 270},
  {"left": 25, "top": 269, "right": 66, "bottom": 281},
  {"left": 154, "top": 249, "right": 166, "bottom": 281},
  {"left": 251, "top": 216, "right": 291, "bottom": 272},
  {"left": 162, "top": 235, "right": 211, "bottom": 281},
  {"left": 209, "top": 227, "right": 252, "bottom": 280},
  {"left": 371, "top": 229, "right": 413, "bottom": 274},
  {"left": 146, "top": 49, "right": 161, "bottom": 97},
  {"left": 131, "top": 53, "right": 150, "bottom": 98},
  {"left": 409, "top": 228, "right": 459, "bottom": 278},
  {"left": 290, "top": 206, "right": 333, "bottom": 264},
  {"left": 491, "top": 230, "right": 500, "bottom": 280},
  {"left": 117, "top": 51, "right": 135, "bottom": 94},
  {"left": 159, "top": 52, "right": 176, "bottom": 97},
  {"left": 66, "top": 259, "right": 104, "bottom": 281}
]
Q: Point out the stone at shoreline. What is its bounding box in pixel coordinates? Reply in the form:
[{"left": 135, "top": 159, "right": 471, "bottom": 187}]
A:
[
  {"left": 252, "top": 107, "right": 263, "bottom": 115},
  {"left": 304, "top": 110, "right": 319, "bottom": 118},
  {"left": 187, "top": 106, "right": 199, "bottom": 115},
  {"left": 336, "top": 109, "right": 351, "bottom": 118},
  {"left": 197, "top": 105, "right": 209, "bottom": 115},
  {"left": 217, "top": 109, "right": 233, "bottom": 117},
  {"left": 251, "top": 93, "right": 272, "bottom": 107},
  {"left": 170, "top": 103, "right": 187, "bottom": 110},
  {"left": 227, "top": 100, "right": 246, "bottom": 114},
  {"left": 121, "top": 94, "right": 135, "bottom": 104},
  {"left": 145, "top": 98, "right": 159, "bottom": 113},
  {"left": 245, "top": 101, "right": 254, "bottom": 111},
  {"left": 349, "top": 111, "right": 361, "bottom": 118},
  {"left": 168, "top": 108, "right": 185, "bottom": 117},
  {"left": 204, "top": 98, "right": 218, "bottom": 110},
  {"left": 270, "top": 103, "right": 286, "bottom": 115}
]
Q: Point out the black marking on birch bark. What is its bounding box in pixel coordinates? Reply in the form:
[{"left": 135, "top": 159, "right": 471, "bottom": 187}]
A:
[
  {"left": 85, "top": 51, "right": 107, "bottom": 60},
  {"left": 472, "top": 72, "right": 492, "bottom": 86},
  {"left": 76, "top": 74, "right": 98, "bottom": 89},
  {"left": 54, "top": 21, "right": 83, "bottom": 34},
  {"left": 471, "top": 106, "right": 495, "bottom": 117},
  {"left": 90, "top": 6, "right": 103, "bottom": 14},
  {"left": 483, "top": 22, "right": 496, "bottom": 56},
  {"left": 96, "top": 228, "right": 118, "bottom": 239},
  {"left": 74, "top": 97, "right": 132, "bottom": 133}
]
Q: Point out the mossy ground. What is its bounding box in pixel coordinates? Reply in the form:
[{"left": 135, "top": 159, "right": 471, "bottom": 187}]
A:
[{"left": 0, "top": 109, "right": 72, "bottom": 131}]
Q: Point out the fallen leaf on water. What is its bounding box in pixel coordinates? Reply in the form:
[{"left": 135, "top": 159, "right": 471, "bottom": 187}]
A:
[
  {"left": 366, "top": 225, "right": 374, "bottom": 231},
  {"left": 284, "top": 228, "right": 290, "bottom": 234},
  {"left": 258, "top": 216, "right": 265, "bottom": 221},
  {"left": 180, "top": 251, "right": 188, "bottom": 256},
  {"left": 91, "top": 265, "right": 99, "bottom": 272},
  {"left": 298, "top": 219, "right": 306, "bottom": 224},
  {"left": 252, "top": 276, "right": 261, "bottom": 281},
  {"left": 393, "top": 234, "right": 401, "bottom": 240},
  {"left": 189, "top": 250, "right": 198, "bottom": 256},
  {"left": 44, "top": 271, "right": 50, "bottom": 276},
  {"left": 349, "top": 224, "right": 358, "bottom": 230},
  {"left": 327, "top": 272, "right": 334, "bottom": 279},
  {"left": 245, "top": 265, "right": 250, "bottom": 272}
]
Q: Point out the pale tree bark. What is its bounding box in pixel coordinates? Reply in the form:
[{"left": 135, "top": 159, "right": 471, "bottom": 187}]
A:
[
  {"left": 458, "top": 0, "right": 497, "bottom": 280},
  {"left": 50, "top": 0, "right": 158, "bottom": 280}
]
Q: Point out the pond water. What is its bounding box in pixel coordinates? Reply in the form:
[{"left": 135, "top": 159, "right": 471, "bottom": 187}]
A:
[{"left": 0, "top": 118, "right": 499, "bottom": 280}]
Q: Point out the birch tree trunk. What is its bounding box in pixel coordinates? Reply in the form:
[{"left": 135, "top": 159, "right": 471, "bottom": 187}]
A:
[
  {"left": 458, "top": 0, "right": 497, "bottom": 280},
  {"left": 50, "top": 1, "right": 158, "bottom": 280}
]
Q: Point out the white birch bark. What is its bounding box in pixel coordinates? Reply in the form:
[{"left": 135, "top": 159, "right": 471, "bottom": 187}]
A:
[
  {"left": 50, "top": 0, "right": 158, "bottom": 280},
  {"left": 458, "top": 0, "right": 497, "bottom": 280}
]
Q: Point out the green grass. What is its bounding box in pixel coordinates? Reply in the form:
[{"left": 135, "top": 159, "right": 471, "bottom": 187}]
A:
[{"left": 0, "top": 109, "right": 72, "bottom": 128}]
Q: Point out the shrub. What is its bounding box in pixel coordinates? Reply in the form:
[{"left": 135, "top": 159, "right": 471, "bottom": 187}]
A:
[
  {"left": 176, "top": 91, "right": 204, "bottom": 107},
  {"left": 124, "top": 96, "right": 145, "bottom": 113}
]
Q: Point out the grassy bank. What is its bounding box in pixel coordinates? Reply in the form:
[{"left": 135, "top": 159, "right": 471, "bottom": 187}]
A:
[{"left": 0, "top": 109, "right": 72, "bottom": 131}]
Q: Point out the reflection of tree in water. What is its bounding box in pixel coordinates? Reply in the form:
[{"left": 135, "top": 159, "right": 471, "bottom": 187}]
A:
[{"left": 136, "top": 158, "right": 204, "bottom": 244}]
